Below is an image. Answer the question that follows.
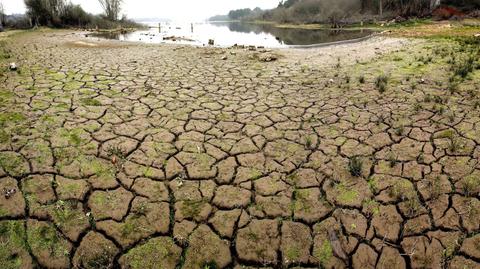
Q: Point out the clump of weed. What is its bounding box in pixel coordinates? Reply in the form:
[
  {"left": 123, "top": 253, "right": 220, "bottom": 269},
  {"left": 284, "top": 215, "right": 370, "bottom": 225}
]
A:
[
  {"left": 80, "top": 98, "right": 102, "bottom": 106},
  {"left": 202, "top": 261, "right": 218, "bottom": 269},
  {"left": 413, "top": 103, "right": 422, "bottom": 112},
  {"left": 348, "top": 157, "right": 362, "bottom": 177},
  {"left": 336, "top": 182, "right": 358, "bottom": 203},
  {"left": 387, "top": 152, "right": 398, "bottom": 167},
  {"left": 375, "top": 74, "right": 389, "bottom": 93},
  {"left": 180, "top": 199, "right": 206, "bottom": 219},
  {"left": 367, "top": 177, "right": 378, "bottom": 193},
  {"left": 362, "top": 199, "right": 380, "bottom": 216},
  {"left": 453, "top": 55, "right": 476, "bottom": 79},
  {"left": 461, "top": 175, "right": 479, "bottom": 197},
  {"left": 358, "top": 75, "right": 365, "bottom": 84},
  {"left": 304, "top": 135, "right": 313, "bottom": 150},
  {"left": 474, "top": 101, "right": 480, "bottom": 109},
  {"left": 394, "top": 125, "right": 405, "bottom": 136},
  {"left": 447, "top": 82, "right": 458, "bottom": 94},
  {"left": 429, "top": 176, "right": 443, "bottom": 200},
  {"left": 424, "top": 94, "right": 432, "bottom": 102},
  {"left": 448, "top": 136, "right": 461, "bottom": 152},
  {"left": 85, "top": 249, "right": 113, "bottom": 269},
  {"left": 335, "top": 57, "right": 341, "bottom": 69},
  {"left": 314, "top": 240, "right": 333, "bottom": 266}
]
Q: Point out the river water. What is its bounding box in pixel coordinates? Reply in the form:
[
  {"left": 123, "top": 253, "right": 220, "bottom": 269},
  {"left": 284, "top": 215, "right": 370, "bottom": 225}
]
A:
[{"left": 92, "top": 21, "right": 374, "bottom": 48}]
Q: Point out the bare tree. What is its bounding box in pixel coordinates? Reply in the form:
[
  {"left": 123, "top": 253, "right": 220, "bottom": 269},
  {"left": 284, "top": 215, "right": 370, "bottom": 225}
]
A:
[
  {"left": 98, "top": 0, "right": 122, "bottom": 21},
  {"left": 0, "top": 1, "right": 5, "bottom": 27},
  {"left": 430, "top": 0, "right": 441, "bottom": 10}
]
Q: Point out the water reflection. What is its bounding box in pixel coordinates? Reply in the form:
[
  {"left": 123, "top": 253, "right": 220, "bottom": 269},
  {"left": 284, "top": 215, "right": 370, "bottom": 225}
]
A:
[
  {"left": 219, "top": 22, "right": 372, "bottom": 46},
  {"left": 92, "top": 21, "right": 374, "bottom": 48}
]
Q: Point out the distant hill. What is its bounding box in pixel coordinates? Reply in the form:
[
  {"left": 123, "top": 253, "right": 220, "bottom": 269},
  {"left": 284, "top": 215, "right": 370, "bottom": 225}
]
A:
[
  {"left": 133, "top": 17, "right": 171, "bottom": 23},
  {"left": 208, "top": 15, "right": 230, "bottom": 21},
  {"left": 208, "top": 7, "right": 263, "bottom": 22}
]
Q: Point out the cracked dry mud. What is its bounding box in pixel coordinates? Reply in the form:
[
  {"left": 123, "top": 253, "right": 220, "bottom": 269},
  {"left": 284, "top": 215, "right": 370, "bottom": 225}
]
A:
[{"left": 0, "top": 30, "right": 479, "bottom": 269}]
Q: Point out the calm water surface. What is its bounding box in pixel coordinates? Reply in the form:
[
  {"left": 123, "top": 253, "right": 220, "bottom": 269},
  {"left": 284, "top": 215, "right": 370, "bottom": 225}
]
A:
[{"left": 92, "top": 21, "right": 374, "bottom": 48}]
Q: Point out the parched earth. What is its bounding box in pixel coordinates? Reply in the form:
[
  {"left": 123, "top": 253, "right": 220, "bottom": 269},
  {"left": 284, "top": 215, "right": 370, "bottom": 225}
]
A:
[{"left": 0, "top": 30, "right": 479, "bottom": 269}]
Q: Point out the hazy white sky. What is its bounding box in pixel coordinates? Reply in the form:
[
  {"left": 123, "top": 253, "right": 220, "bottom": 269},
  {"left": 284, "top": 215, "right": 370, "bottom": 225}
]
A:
[{"left": 2, "top": 0, "right": 279, "bottom": 20}]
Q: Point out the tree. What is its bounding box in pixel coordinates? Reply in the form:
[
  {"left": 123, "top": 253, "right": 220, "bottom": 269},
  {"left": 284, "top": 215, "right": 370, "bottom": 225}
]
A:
[
  {"left": 97, "top": 0, "right": 122, "bottom": 21},
  {"left": 24, "top": 0, "right": 66, "bottom": 26},
  {"left": 62, "top": 3, "right": 90, "bottom": 26},
  {"left": 0, "top": 1, "right": 5, "bottom": 27}
]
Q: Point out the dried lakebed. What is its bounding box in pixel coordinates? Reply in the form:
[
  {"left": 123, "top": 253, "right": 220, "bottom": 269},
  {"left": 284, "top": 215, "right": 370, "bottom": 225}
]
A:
[{"left": 0, "top": 30, "right": 479, "bottom": 269}]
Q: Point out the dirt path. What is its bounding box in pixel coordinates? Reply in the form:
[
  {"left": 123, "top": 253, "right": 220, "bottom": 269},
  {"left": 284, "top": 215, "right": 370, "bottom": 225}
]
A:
[{"left": 0, "top": 30, "right": 479, "bottom": 269}]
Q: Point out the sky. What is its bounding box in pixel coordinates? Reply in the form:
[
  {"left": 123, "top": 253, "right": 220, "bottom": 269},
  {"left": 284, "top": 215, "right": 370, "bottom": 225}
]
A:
[{"left": 1, "top": 0, "right": 279, "bottom": 21}]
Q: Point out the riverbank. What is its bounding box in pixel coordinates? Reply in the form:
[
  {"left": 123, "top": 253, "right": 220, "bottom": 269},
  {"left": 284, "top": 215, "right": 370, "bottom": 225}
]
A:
[
  {"left": 254, "top": 18, "right": 480, "bottom": 38},
  {"left": 0, "top": 28, "right": 479, "bottom": 268}
]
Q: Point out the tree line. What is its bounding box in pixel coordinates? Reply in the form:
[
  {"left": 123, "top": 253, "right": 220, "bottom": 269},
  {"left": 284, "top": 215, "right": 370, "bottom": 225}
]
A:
[
  {"left": 224, "top": 0, "right": 479, "bottom": 25},
  {"left": 0, "top": 0, "right": 140, "bottom": 29}
]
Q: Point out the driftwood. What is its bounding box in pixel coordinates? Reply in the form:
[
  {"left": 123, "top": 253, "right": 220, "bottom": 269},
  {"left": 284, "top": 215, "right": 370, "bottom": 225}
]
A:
[{"left": 328, "top": 229, "right": 348, "bottom": 261}]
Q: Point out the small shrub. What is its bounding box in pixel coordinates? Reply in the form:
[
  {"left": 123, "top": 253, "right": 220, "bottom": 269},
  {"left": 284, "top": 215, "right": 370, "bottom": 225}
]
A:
[
  {"left": 447, "top": 82, "right": 458, "bottom": 94},
  {"left": 424, "top": 94, "right": 432, "bottom": 102},
  {"left": 304, "top": 136, "right": 313, "bottom": 150},
  {"left": 453, "top": 56, "right": 475, "bottom": 79},
  {"left": 375, "top": 74, "right": 388, "bottom": 93},
  {"left": 461, "top": 175, "right": 479, "bottom": 197},
  {"left": 348, "top": 157, "right": 362, "bottom": 177},
  {"left": 394, "top": 126, "right": 405, "bottom": 136},
  {"left": 388, "top": 152, "right": 398, "bottom": 168},
  {"left": 474, "top": 101, "right": 480, "bottom": 109},
  {"left": 358, "top": 75, "right": 365, "bottom": 84},
  {"left": 80, "top": 98, "right": 102, "bottom": 106},
  {"left": 448, "top": 137, "right": 460, "bottom": 152}
]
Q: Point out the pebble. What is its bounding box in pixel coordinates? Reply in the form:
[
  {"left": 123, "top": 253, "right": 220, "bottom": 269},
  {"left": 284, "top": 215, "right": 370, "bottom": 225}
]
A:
[
  {"left": 3, "top": 188, "right": 16, "bottom": 199},
  {"left": 9, "top": 62, "right": 17, "bottom": 71}
]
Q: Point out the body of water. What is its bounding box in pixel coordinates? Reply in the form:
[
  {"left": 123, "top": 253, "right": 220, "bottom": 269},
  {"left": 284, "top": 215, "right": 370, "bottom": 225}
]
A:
[{"left": 92, "top": 21, "right": 374, "bottom": 48}]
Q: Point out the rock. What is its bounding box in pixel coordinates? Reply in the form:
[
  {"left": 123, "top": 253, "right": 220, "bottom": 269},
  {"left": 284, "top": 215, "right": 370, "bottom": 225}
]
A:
[
  {"left": 208, "top": 39, "right": 214, "bottom": 45},
  {"left": 9, "top": 62, "right": 17, "bottom": 71},
  {"left": 221, "top": 55, "right": 227, "bottom": 60},
  {"left": 0, "top": 178, "right": 25, "bottom": 217},
  {"left": 248, "top": 45, "right": 256, "bottom": 51},
  {"left": 258, "top": 53, "right": 278, "bottom": 62}
]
